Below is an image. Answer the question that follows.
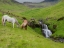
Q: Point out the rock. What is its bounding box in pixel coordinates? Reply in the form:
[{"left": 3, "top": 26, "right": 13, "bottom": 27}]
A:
[
  {"left": 53, "top": 25, "right": 57, "bottom": 29},
  {"left": 57, "top": 17, "right": 64, "bottom": 21}
]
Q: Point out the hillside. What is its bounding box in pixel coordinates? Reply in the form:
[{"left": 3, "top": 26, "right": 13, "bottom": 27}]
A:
[
  {"left": 0, "top": 0, "right": 64, "bottom": 48},
  {"left": 21, "top": 0, "right": 63, "bottom": 19},
  {"left": 0, "top": 0, "right": 30, "bottom": 16},
  {"left": 0, "top": 12, "right": 64, "bottom": 48},
  {"left": 16, "top": 0, "right": 59, "bottom": 8},
  {"left": 21, "top": 0, "right": 64, "bottom": 38}
]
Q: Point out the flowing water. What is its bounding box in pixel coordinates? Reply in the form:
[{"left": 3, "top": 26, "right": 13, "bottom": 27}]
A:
[{"left": 42, "top": 24, "right": 52, "bottom": 38}]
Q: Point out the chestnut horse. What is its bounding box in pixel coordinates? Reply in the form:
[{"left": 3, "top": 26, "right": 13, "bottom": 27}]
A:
[{"left": 21, "top": 17, "right": 28, "bottom": 30}]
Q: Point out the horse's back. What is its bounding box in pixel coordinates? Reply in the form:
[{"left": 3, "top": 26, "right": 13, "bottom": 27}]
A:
[
  {"left": 2, "top": 15, "right": 19, "bottom": 28},
  {"left": 2, "top": 15, "right": 12, "bottom": 22},
  {"left": 2, "top": 15, "right": 10, "bottom": 19}
]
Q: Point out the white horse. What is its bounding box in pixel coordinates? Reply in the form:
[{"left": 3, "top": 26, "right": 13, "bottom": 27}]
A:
[{"left": 2, "top": 15, "right": 20, "bottom": 28}]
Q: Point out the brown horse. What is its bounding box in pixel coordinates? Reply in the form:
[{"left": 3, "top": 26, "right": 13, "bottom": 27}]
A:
[{"left": 21, "top": 17, "right": 28, "bottom": 30}]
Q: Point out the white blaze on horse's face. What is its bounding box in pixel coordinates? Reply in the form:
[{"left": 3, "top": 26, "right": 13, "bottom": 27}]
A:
[{"left": 2, "top": 15, "right": 19, "bottom": 28}]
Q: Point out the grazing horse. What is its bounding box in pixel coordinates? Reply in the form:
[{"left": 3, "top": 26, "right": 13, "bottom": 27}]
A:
[
  {"left": 2, "top": 15, "right": 20, "bottom": 28},
  {"left": 21, "top": 17, "right": 28, "bottom": 30}
]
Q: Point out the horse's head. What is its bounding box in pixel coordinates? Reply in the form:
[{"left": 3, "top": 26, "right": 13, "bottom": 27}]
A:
[{"left": 15, "top": 18, "right": 20, "bottom": 28}]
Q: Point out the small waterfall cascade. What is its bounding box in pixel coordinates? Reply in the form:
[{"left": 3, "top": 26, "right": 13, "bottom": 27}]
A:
[
  {"left": 42, "top": 24, "right": 52, "bottom": 38},
  {"left": 42, "top": 24, "right": 48, "bottom": 29}
]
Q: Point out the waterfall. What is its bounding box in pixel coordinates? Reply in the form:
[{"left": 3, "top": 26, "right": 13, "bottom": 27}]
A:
[
  {"left": 38, "top": 20, "right": 52, "bottom": 38},
  {"left": 42, "top": 24, "right": 48, "bottom": 29},
  {"left": 42, "top": 24, "right": 52, "bottom": 38}
]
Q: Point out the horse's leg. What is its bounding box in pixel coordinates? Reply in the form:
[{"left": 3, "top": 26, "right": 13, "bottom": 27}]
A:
[
  {"left": 21, "top": 26, "right": 23, "bottom": 29},
  {"left": 13, "top": 23, "right": 14, "bottom": 28},
  {"left": 25, "top": 25, "right": 27, "bottom": 30},
  {"left": 2, "top": 21, "right": 4, "bottom": 26},
  {"left": 21, "top": 23, "right": 24, "bottom": 29},
  {"left": 3, "top": 19, "right": 6, "bottom": 26},
  {"left": 2, "top": 18, "right": 5, "bottom": 26},
  {"left": 23, "top": 26, "right": 25, "bottom": 29},
  {"left": 21, "top": 24, "right": 24, "bottom": 29}
]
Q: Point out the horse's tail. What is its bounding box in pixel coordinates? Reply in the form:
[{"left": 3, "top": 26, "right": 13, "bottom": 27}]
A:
[{"left": 2, "top": 16, "right": 4, "bottom": 25}]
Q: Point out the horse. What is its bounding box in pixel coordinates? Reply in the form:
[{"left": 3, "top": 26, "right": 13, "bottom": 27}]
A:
[
  {"left": 2, "top": 15, "right": 20, "bottom": 28},
  {"left": 21, "top": 17, "right": 28, "bottom": 30}
]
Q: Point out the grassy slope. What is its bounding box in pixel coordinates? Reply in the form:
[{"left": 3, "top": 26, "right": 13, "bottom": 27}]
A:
[
  {"left": 21, "top": 0, "right": 64, "bottom": 19},
  {"left": 21, "top": 0, "right": 64, "bottom": 38},
  {"left": 0, "top": 0, "right": 64, "bottom": 48},
  {"left": 0, "top": 12, "right": 64, "bottom": 48}
]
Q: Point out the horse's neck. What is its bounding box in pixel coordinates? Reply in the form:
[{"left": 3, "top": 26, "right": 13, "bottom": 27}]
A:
[{"left": 15, "top": 19, "right": 20, "bottom": 27}]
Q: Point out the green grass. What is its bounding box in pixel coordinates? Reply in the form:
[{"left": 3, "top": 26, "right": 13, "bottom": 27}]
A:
[
  {"left": 0, "top": 0, "right": 64, "bottom": 48},
  {"left": 0, "top": 0, "right": 30, "bottom": 16},
  {"left": 20, "top": 0, "right": 64, "bottom": 38},
  {"left": 0, "top": 12, "right": 64, "bottom": 48},
  {"left": 21, "top": 0, "right": 64, "bottom": 19}
]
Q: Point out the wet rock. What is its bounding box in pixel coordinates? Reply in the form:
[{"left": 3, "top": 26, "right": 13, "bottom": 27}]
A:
[{"left": 51, "top": 37, "right": 64, "bottom": 43}]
